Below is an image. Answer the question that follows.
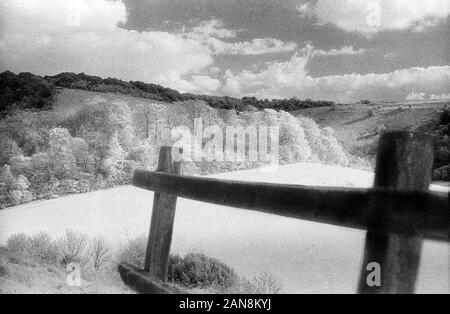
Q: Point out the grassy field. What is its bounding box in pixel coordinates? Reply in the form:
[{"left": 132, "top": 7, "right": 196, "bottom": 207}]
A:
[
  {"left": 293, "top": 101, "right": 448, "bottom": 159},
  {"left": 54, "top": 88, "right": 171, "bottom": 115}
]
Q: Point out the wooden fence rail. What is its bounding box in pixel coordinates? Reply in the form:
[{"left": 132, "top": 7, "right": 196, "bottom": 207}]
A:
[{"left": 119, "top": 131, "right": 449, "bottom": 294}]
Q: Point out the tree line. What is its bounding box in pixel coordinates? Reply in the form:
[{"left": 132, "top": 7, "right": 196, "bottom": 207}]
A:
[{"left": 0, "top": 71, "right": 336, "bottom": 115}]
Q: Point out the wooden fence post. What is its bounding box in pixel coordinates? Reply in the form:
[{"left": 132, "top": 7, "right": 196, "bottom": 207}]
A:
[
  {"left": 144, "top": 146, "right": 183, "bottom": 281},
  {"left": 358, "top": 131, "right": 434, "bottom": 294}
]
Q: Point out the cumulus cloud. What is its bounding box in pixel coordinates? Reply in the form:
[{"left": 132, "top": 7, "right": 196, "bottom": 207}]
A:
[
  {"left": 208, "top": 38, "right": 297, "bottom": 55},
  {"left": 222, "top": 51, "right": 450, "bottom": 102},
  {"left": 300, "top": 44, "right": 368, "bottom": 57},
  {"left": 307, "top": 0, "right": 450, "bottom": 34},
  {"left": 406, "top": 92, "right": 426, "bottom": 101},
  {"left": 188, "top": 19, "right": 237, "bottom": 39},
  {"left": 174, "top": 75, "right": 222, "bottom": 95},
  {"left": 312, "top": 46, "right": 368, "bottom": 57},
  {"left": 0, "top": 0, "right": 216, "bottom": 92},
  {"left": 185, "top": 19, "right": 297, "bottom": 56},
  {"left": 430, "top": 93, "right": 450, "bottom": 101}
]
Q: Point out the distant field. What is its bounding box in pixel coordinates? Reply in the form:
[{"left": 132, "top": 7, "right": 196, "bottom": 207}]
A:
[
  {"left": 54, "top": 88, "right": 171, "bottom": 115},
  {"left": 293, "top": 102, "right": 448, "bottom": 158}
]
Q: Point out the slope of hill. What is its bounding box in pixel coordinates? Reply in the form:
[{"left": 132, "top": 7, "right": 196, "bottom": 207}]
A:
[
  {"left": 0, "top": 163, "right": 448, "bottom": 294},
  {"left": 294, "top": 102, "right": 448, "bottom": 160}
]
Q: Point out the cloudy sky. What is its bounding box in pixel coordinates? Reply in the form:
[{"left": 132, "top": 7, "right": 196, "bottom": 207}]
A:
[{"left": 0, "top": 0, "right": 449, "bottom": 102}]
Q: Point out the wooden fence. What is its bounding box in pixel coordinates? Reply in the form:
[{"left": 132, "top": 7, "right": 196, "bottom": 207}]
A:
[{"left": 118, "top": 131, "right": 449, "bottom": 294}]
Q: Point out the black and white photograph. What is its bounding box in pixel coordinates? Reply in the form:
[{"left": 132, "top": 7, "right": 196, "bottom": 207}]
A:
[{"left": 0, "top": 0, "right": 449, "bottom": 297}]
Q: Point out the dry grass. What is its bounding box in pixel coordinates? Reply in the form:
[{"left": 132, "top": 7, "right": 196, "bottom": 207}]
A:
[
  {"left": 0, "top": 246, "right": 133, "bottom": 294},
  {"left": 294, "top": 102, "right": 445, "bottom": 161}
]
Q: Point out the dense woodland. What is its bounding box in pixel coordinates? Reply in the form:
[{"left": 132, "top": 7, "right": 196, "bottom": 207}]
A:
[{"left": 0, "top": 71, "right": 335, "bottom": 115}]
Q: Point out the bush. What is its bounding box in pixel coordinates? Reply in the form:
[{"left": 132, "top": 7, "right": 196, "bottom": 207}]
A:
[
  {"left": 118, "top": 236, "right": 147, "bottom": 269},
  {"left": 7, "top": 233, "right": 31, "bottom": 253},
  {"left": 239, "top": 272, "right": 283, "bottom": 294},
  {"left": 57, "top": 229, "right": 87, "bottom": 265},
  {"left": 88, "top": 236, "right": 111, "bottom": 271},
  {"left": 168, "top": 253, "right": 238, "bottom": 290},
  {"left": 28, "top": 232, "right": 60, "bottom": 264},
  {"left": 118, "top": 237, "right": 238, "bottom": 291}
]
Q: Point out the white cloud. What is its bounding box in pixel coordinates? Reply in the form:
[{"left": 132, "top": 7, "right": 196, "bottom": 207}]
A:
[
  {"left": 430, "top": 93, "right": 450, "bottom": 101},
  {"left": 309, "top": 0, "right": 450, "bottom": 34},
  {"left": 0, "top": 0, "right": 126, "bottom": 35},
  {"left": 208, "top": 38, "right": 297, "bottom": 55},
  {"left": 302, "top": 44, "right": 369, "bottom": 57},
  {"left": 406, "top": 92, "right": 426, "bottom": 101},
  {"left": 175, "top": 75, "right": 222, "bottom": 95},
  {"left": 296, "top": 2, "right": 314, "bottom": 18},
  {"left": 222, "top": 51, "right": 450, "bottom": 102},
  {"left": 0, "top": 5, "right": 297, "bottom": 92},
  {"left": 185, "top": 19, "right": 297, "bottom": 56},
  {"left": 0, "top": 0, "right": 214, "bottom": 92},
  {"left": 188, "top": 19, "right": 237, "bottom": 39}
]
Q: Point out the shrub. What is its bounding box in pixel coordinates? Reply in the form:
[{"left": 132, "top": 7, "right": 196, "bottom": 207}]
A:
[
  {"left": 7, "top": 233, "right": 31, "bottom": 253},
  {"left": 28, "top": 232, "right": 60, "bottom": 264},
  {"left": 88, "top": 236, "right": 111, "bottom": 271},
  {"left": 118, "top": 236, "right": 147, "bottom": 269},
  {"left": 168, "top": 253, "right": 238, "bottom": 290},
  {"left": 118, "top": 237, "right": 238, "bottom": 291},
  {"left": 226, "top": 272, "right": 283, "bottom": 294},
  {"left": 57, "top": 229, "right": 87, "bottom": 265}
]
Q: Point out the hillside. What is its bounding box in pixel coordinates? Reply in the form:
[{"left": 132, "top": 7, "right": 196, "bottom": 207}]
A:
[
  {"left": 294, "top": 102, "right": 448, "bottom": 161},
  {"left": 0, "top": 163, "right": 448, "bottom": 294}
]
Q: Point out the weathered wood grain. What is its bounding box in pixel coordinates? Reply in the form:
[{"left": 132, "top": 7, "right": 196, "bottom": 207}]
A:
[
  {"left": 358, "top": 131, "right": 435, "bottom": 294},
  {"left": 133, "top": 170, "right": 448, "bottom": 242},
  {"left": 118, "top": 263, "right": 186, "bottom": 294},
  {"left": 144, "top": 147, "right": 183, "bottom": 281}
]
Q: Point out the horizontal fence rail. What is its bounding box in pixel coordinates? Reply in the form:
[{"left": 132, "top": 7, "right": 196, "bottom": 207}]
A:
[
  {"left": 133, "top": 171, "right": 449, "bottom": 242},
  {"left": 119, "top": 131, "right": 449, "bottom": 294}
]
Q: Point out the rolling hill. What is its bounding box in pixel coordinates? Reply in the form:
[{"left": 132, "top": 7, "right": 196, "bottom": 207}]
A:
[{"left": 293, "top": 102, "right": 449, "bottom": 161}]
